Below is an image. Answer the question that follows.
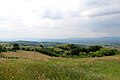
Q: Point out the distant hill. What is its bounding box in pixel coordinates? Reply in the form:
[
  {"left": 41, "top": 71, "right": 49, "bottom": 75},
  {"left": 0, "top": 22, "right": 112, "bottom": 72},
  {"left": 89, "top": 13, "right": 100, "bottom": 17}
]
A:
[
  {"left": 57, "top": 37, "right": 120, "bottom": 45},
  {"left": 34, "top": 37, "right": 120, "bottom": 45},
  {"left": 1, "top": 37, "right": 120, "bottom": 46},
  {"left": 59, "top": 37, "right": 120, "bottom": 45},
  {"left": 14, "top": 41, "right": 62, "bottom": 47}
]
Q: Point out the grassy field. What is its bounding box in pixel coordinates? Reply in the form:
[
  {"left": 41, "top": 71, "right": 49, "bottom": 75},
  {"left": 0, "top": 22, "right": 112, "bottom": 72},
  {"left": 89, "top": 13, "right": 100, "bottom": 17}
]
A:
[{"left": 0, "top": 51, "right": 120, "bottom": 80}]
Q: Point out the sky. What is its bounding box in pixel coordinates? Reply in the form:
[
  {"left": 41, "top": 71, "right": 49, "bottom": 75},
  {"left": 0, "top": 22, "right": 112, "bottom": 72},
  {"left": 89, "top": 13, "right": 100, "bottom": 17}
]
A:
[{"left": 0, "top": 0, "right": 120, "bottom": 40}]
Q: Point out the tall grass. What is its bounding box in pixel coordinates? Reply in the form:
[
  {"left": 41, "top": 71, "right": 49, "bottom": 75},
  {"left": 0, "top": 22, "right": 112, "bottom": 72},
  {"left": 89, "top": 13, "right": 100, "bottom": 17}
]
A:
[{"left": 0, "top": 51, "right": 120, "bottom": 80}]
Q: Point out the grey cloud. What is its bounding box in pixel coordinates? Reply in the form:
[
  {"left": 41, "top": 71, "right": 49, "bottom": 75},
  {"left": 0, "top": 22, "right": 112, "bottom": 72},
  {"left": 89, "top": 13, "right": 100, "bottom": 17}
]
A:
[
  {"left": 86, "top": 0, "right": 114, "bottom": 7},
  {"left": 77, "top": 0, "right": 120, "bottom": 36},
  {"left": 41, "top": 9, "right": 63, "bottom": 20},
  {"left": 86, "top": 0, "right": 120, "bottom": 7},
  {"left": 79, "top": 0, "right": 120, "bottom": 18},
  {"left": 91, "top": 14, "right": 120, "bottom": 36},
  {"left": 90, "top": 7, "right": 120, "bottom": 17},
  {"left": 1, "top": 0, "right": 120, "bottom": 39}
]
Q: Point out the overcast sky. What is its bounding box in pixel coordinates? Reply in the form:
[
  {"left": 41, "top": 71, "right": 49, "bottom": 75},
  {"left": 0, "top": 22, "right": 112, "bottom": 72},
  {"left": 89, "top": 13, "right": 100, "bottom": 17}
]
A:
[{"left": 0, "top": 0, "right": 120, "bottom": 40}]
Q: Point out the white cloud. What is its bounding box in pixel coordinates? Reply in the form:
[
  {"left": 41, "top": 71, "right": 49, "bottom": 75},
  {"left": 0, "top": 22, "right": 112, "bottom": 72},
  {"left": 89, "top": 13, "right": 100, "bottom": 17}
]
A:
[{"left": 0, "top": 0, "right": 120, "bottom": 40}]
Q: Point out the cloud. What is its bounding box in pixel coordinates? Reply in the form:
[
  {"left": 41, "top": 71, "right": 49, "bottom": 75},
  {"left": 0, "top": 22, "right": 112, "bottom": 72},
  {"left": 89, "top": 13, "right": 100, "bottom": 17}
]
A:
[
  {"left": 0, "top": 0, "right": 120, "bottom": 40},
  {"left": 80, "top": 0, "right": 120, "bottom": 17},
  {"left": 91, "top": 14, "right": 120, "bottom": 36}
]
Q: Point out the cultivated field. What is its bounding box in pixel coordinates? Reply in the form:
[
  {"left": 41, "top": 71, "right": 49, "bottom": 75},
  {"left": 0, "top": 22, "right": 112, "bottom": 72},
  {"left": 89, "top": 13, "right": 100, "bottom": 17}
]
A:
[{"left": 0, "top": 51, "right": 120, "bottom": 80}]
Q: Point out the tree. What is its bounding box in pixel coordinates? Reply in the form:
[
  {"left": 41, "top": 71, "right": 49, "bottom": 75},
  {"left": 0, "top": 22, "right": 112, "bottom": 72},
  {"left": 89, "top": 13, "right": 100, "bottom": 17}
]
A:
[
  {"left": 12, "top": 43, "right": 20, "bottom": 52},
  {"left": 0, "top": 45, "right": 7, "bottom": 53},
  {"left": 26, "top": 47, "right": 31, "bottom": 51},
  {"left": 94, "top": 48, "right": 118, "bottom": 57},
  {"left": 40, "top": 45, "right": 44, "bottom": 49},
  {"left": 2, "top": 47, "right": 7, "bottom": 52},
  {"left": 0, "top": 45, "right": 3, "bottom": 54},
  {"left": 87, "top": 45, "right": 102, "bottom": 53},
  {"left": 70, "top": 48, "right": 80, "bottom": 55}
]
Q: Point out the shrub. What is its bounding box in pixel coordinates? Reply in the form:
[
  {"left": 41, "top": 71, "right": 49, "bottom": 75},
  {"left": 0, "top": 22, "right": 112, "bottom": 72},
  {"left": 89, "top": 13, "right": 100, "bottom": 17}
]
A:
[
  {"left": 42, "top": 49, "right": 60, "bottom": 57},
  {"left": 0, "top": 45, "right": 2, "bottom": 54},
  {"left": 79, "top": 52, "right": 88, "bottom": 58},
  {"left": 0, "top": 45, "right": 7, "bottom": 53},
  {"left": 86, "top": 45, "right": 102, "bottom": 53},
  {"left": 12, "top": 43, "right": 20, "bottom": 52},
  {"left": 35, "top": 48, "right": 43, "bottom": 52},
  {"left": 2, "top": 47, "right": 7, "bottom": 52},
  {"left": 26, "top": 47, "right": 31, "bottom": 51},
  {"left": 7, "top": 47, "right": 13, "bottom": 51},
  {"left": 70, "top": 48, "right": 80, "bottom": 55},
  {"left": 94, "top": 48, "right": 119, "bottom": 57},
  {"left": 21, "top": 47, "right": 26, "bottom": 50}
]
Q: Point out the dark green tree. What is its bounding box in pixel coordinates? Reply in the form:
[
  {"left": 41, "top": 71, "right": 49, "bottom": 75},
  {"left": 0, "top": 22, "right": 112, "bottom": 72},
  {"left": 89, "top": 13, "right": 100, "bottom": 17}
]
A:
[
  {"left": 2, "top": 47, "right": 7, "bottom": 52},
  {"left": 87, "top": 45, "right": 102, "bottom": 53},
  {"left": 70, "top": 48, "right": 80, "bottom": 55},
  {"left": 40, "top": 45, "right": 44, "bottom": 49},
  {"left": 0, "top": 45, "right": 3, "bottom": 54},
  {"left": 12, "top": 43, "right": 20, "bottom": 52}
]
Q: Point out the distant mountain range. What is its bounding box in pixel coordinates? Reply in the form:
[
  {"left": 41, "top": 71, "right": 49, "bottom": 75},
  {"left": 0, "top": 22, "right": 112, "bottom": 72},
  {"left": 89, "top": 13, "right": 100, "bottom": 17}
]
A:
[
  {"left": 64, "top": 37, "right": 120, "bottom": 45},
  {"left": 35, "top": 37, "right": 120, "bottom": 45},
  {"left": 1, "top": 37, "right": 120, "bottom": 46}
]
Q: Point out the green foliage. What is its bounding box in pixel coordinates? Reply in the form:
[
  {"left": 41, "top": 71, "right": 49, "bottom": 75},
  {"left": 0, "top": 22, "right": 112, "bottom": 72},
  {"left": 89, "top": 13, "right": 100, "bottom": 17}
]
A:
[
  {"left": 43, "top": 49, "right": 60, "bottom": 57},
  {"left": 34, "top": 47, "right": 43, "bottom": 52},
  {"left": 12, "top": 43, "right": 20, "bottom": 52},
  {"left": 54, "top": 44, "right": 104, "bottom": 57},
  {"left": 56, "top": 44, "right": 77, "bottom": 50},
  {"left": 93, "top": 48, "right": 119, "bottom": 57},
  {"left": 2, "top": 47, "right": 7, "bottom": 52},
  {"left": 86, "top": 45, "right": 102, "bottom": 53},
  {"left": 34, "top": 44, "right": 119, "bottom": 58},
  {"left": 0, "top": 45, "right": 2, "bottom": 54},
  {"left": 40, "top": 45, "right": 44, "bottom": 49},
  {"left": 26, "top": 47, "right": 31, "bottom": 51},
  {"left": 4, "top": 42, "right": 119, "bottom": 58},
  {"left": 21, "top": 47, "right": 26, "bottom": 50},
  {"left": 0, "top": 45, "right": 7, "bottom": 53},
  {"left": 7, "top": 47, "right": 13, "bottom": 51},
  {"left": 70, "top": 48, "right": 80, "bottom": 55}
]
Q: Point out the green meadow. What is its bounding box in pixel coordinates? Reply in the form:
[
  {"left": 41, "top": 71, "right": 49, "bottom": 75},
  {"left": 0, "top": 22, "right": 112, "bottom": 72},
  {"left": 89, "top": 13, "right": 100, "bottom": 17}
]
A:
[{"left": 0, "top": 51, "right": 120, "bottom": 80}]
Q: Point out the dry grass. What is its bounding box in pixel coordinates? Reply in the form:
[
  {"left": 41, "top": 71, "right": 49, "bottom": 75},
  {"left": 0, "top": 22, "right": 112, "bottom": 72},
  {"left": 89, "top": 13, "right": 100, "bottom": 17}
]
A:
[
  {"left": 2, "top": 51, "right": 57, "bottom": 61},
  {"left": 0, "top": 51, "right": 120, "bottom": 80}
]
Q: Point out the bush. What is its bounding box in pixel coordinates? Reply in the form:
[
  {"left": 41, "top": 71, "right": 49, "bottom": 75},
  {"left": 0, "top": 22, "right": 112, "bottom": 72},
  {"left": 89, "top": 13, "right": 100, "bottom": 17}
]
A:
[
  {"left": 70, "top": 48, "right": 80, "bottom": 55},
  {"left": 7, "top": 47, "right": 13, "bottom": 51},
  {"left": 26, "top": 47, "right": 31, "bottom": 51},
  {"left": 2, "top": 47, "right": 7, "bottom": 52},
  {"left": 86, "top": 45, "right": 102, "bottom": 53},
  {"left": 79, "top": 52, "right": 88, "bottom": 58},
  {"left": 21, "top": 47, "right": 26, "bottom": 50},
  {"left": 35, "top": 48, "right": 43, "bottom": 52},
  {"left": 25, "top": 47, "right": 34, "bottom": 51},
  {"left": 0, "top": 45, "right": 2, "bottom": 54},
  {"left": 0, "top": 45, "right": 7, "bottom": 53},
  {"left": 93, "top": 48, "right": 119, "bottom": 57},
  {"left": 12, "top": 43, "right": 20, "bottom": 52},
  {"left": 41, "top": 49, "right": 59, "bottom": 57}
]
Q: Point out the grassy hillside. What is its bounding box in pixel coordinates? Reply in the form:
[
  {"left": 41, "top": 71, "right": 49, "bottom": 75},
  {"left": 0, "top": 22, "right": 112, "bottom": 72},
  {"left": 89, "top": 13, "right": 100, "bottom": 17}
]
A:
[
  {"left": 0, "top": 51, "right": 120, "bottom": 80},
  {"left": 2, "top": 51, "right": 57, "bottom": 61}
]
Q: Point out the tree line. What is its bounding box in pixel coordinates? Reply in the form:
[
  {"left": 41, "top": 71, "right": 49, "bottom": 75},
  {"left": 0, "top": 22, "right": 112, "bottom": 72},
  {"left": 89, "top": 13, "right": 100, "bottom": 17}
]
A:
[
  {"left": 0, "top": 43, "right": 20, "bottom": 53},
  {"left": 0, "top": 43, "right": 119, "bottom": 58}
]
